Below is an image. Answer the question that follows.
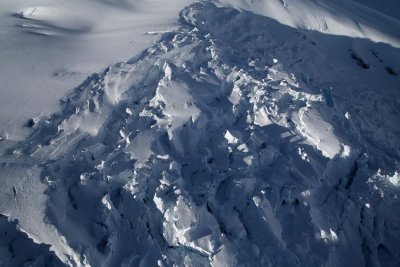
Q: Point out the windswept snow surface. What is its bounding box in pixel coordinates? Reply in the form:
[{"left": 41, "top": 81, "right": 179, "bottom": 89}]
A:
[
  {"left": 0, "top": 0, "right": 193, "bottom": 140},
  {"left": 1, "top": 0, "right": 400, "bottom": 266}
]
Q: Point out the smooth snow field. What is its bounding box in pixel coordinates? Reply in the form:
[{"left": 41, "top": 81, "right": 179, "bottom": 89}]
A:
[{"left": 0, "top": 0, "right": 399, "bottom": 266}]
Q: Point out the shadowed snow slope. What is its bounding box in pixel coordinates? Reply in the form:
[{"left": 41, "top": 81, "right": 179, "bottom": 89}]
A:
[
  {"left": 217, "top": 0, "right": 400, "bottom": 47},
  {"left": 0, "top": 1, "right": 400, "bottom": 266}
]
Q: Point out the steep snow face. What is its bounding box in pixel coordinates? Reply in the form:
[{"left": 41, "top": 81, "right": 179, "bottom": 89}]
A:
[
  {"left": 217, "top": 0, "right": 400, "bottom": 48},
  {"left": 1, "top": 1, "right": 400, "bottom": 266}
]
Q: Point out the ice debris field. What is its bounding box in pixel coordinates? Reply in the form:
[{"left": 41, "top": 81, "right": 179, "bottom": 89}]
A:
[{"left": 0, "top": 0, "right": 399, "bottom": 266}]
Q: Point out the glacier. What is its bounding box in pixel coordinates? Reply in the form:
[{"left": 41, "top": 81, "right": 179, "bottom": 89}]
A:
[{"left": 0, "top": 0, "right": 399, "bottom": 266}]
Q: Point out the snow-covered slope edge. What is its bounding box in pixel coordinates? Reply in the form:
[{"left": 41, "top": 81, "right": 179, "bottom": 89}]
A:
[
  {"left": 1, "top": 1, "right": 400, "bottom": 266},
  {"left": 217, "top": 0, "right": 400, "bottom": 48}
]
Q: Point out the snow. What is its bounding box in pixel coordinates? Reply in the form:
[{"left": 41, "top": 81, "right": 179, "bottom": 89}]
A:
[
  {"left": 0, "top": 0, "right": 193, "bottom": 140},
  {"left": 0, "top": 0, "right": 400, "bottom": 266},
  {"left": 296, "top": 108, "right": 342, "bottom": 159},
  {"left": 224, "top": 130, "right": 238, "bottom": 144},
  {"left": 217, "top": 0, "right": 400, "bottom": 47}
]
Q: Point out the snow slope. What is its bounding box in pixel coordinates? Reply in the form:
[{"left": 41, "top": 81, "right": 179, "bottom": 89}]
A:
[
  {"left": 217, "top": 0, "right": 400, "bottom": 47},
  {"left": 352, "top": 0, "right": 400, "bottom": 20},
  {"left": 1, "top": 0, "right": 400, "bottom": 266},
  {"left": 0, "top": 0, "right": 193, "bottom": 140}
]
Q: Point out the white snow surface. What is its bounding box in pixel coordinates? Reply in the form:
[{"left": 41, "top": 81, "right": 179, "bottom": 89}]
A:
[
  {"left": 0, "top": 0, "right": 400, "bottom": 266},
  {"left": 0, "top": 0, "right": 193, "bottom": 140}
]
